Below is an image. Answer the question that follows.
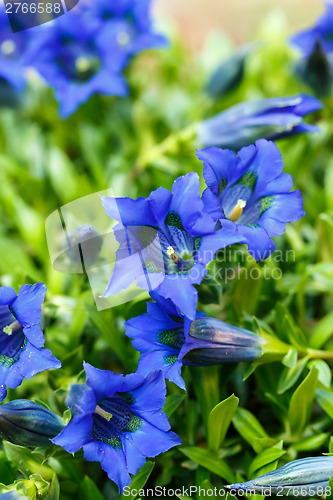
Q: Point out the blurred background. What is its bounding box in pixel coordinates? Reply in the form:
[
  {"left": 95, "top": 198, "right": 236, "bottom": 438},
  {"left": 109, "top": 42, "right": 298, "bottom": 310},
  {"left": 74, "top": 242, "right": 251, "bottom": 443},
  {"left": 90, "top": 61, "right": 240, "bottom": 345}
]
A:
[{"left": 155, "top": 0, "right": 322, "bottom": 48}]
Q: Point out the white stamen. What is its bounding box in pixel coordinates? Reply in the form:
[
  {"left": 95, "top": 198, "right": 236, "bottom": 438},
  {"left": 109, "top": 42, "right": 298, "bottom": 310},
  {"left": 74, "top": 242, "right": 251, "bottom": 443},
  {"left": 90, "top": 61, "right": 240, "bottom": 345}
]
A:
[
  {"left": 228, "top": 199, "right": 246, "bottom": 222},
  {"left": 94, "top": 405, "right": 113, "bottom": 421},
  {"left": 75, "top": 56, "right": 91, "bottom": 73},
  {"left": 117, "top": 31, "right": 130, "bottom": 47},
  {"left": 1, "top": 40, "right": 15, "bottom": 56},
  {"left": 3, "top": 320, "right": 20, "bottom": 336},
  {"left": 167, "top": 246, "right": 181, "bottom": 263}
]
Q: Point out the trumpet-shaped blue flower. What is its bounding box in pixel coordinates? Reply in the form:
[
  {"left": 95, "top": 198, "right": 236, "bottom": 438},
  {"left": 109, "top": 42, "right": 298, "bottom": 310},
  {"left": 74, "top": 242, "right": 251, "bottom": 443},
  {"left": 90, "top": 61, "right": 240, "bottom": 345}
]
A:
[
  {"left": 0, "top": 399, "right": 64, "bottom": 447},
  {"left": 227, "top": 456, "right": 333, "bottom": 495},
  {"left": 196, "top": 94, "right": 322, "bottom": 151},
  {"left": 28, "top": 13, "right": 127, "bottom": 117},
  {"left": 53, "top": 363, "right": 181, "bottom": 492},
  {"left": 197, "top": 139, "right": 305, "bottom": 260},
  {"left": 0, "top": 283, "right": 61, "bottom": 402},
  {"left": 90, "top": 0, "right": 167, "bottom": 63},
  {"left": 28, "top": 0, "right": 167, "bottom": 117},
  {"left": 126, "top": 297, "right": 263, "bottom": 390},
  {"left": 102, "top": 172, "right": 245, "bottom": 320}
]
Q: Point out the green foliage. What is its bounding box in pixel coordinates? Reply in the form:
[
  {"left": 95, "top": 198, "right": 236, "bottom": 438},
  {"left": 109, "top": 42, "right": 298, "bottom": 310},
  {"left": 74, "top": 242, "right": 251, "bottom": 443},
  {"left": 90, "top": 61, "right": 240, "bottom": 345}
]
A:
[{"left": 0, "top": 6, "right": 333, "bottom": 499}]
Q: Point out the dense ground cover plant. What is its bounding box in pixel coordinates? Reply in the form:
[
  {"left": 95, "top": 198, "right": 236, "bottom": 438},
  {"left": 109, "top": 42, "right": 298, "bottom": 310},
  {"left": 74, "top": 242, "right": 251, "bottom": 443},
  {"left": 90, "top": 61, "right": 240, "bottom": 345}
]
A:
[{"left": 0, "top": 1, "right": 333, "bottom": 499}]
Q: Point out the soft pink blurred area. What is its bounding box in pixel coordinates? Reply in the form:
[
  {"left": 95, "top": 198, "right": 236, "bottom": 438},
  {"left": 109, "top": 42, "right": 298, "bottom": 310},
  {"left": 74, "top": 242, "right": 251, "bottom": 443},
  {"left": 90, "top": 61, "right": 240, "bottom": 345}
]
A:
[{"left": 154, "top": 0, "right": 322, "bottom": 49}]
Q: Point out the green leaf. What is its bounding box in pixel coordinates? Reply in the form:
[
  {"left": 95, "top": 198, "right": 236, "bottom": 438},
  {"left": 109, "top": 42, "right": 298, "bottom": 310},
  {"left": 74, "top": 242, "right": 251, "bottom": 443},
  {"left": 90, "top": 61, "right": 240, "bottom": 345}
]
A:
[
  {"left": 291, "top": 433, "right": 329, "bottom": 452},
  {"left": 316, "top": 388, "right": 333, "bottom": 419},
  {"left": 309, "top": 310, "right": 333, "bottom": 348},
  {"left": 288, "top": 365, "right": 318, "bottom": 435},
  {"left": 327, "top": 477, "right": 333, "bottom": 500},
  {"left": 180, "top": 447, "right": 234, "bottom": 483},
  {"left": 192, "top": 367, "right": 220, "bottom": 434},
  {"left": 208, "top": 394, "right": 239, "bottom": 452},
  {"left": 282, "top": 347, "right": 298, "bottom": 368},
  {"left": 120, "top": 461, "right": 155, "bottom": 500},
  {"left": 330, "top": 437, "right": 333, "bottom": 454},
  {"left": 80, "top": 476, "right": 104, "bottom": 500},
  {"left": 248, "top": 442, "right": 285, "bottom": 478},
  {"left": 232, "top": 407, "right": 268, "bottom": 453},
  {"left": 164, "top": 394, "right": 186, "bottom": 417},
  {"left": 277, "top": 356, "right": 309, "bottom": 394},
  {"left": 308, "top": 359, "right": 331, "bottom": 388}
]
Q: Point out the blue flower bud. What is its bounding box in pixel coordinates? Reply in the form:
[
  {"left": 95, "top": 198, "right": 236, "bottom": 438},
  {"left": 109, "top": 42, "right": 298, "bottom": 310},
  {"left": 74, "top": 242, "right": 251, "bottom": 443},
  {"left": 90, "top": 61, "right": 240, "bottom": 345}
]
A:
[
  {"left": 227, "top": 456, "right": 333, "bottom": 495},
  {"left": 0, "top": 400, "right": 64, "bottom": 447},
  {"left": 299, "top": 40, "right": 332, "bottom": 98},
  {"left": 196, "top": 94, "right": 322, "bottom": 151},
  {"left": 182, "top": 317, "right": 264, "bottom": 366},
  {"left": 205, "top": 44, "right": 254, "bottom": 99}
]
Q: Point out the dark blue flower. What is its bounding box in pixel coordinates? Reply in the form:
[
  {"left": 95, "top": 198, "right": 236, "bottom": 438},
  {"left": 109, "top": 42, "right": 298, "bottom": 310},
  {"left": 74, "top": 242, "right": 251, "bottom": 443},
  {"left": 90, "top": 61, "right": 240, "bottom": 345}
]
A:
[
  {"left": 290, "top": 4, "right": 333, "bottom": 97},
  {"left": 0, "top": 399, "right": 64, "bottom": 447},
  {"left": 196, "top": 94, "right": 322, "bottom": 151},
  {"left": 0, "top": 9, "right": 29, "bottom": 90},
  {"left": 27, "top": 0, "right": 167, "bottom": 118},
  {"left": 126, "top": 297, "right": 264, "bottom": 390},
  {"left": 28, "top": 12, "right": 127, "bottom": 117},
  {"left": 0, "top": 283, "right": 61, "bottom": 402},
  {"left": 53, "top": 363, "right": 181, "bottom": 492},
  {"left": 197, "top": 139, "right": 305, "bottom": 260},
  {"left": 101, "top": 172, "right": 245, "bottom": 320}
]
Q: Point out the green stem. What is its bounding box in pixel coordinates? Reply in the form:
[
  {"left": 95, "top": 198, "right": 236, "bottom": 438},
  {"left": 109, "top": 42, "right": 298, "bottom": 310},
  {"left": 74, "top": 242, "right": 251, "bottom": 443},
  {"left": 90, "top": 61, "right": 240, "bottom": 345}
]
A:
[
  {"left": 306, "top": 348, "right": 333, "bottom": 360},
  {"left": 136, "top": 123, "right": 198, "bottom": 172}
]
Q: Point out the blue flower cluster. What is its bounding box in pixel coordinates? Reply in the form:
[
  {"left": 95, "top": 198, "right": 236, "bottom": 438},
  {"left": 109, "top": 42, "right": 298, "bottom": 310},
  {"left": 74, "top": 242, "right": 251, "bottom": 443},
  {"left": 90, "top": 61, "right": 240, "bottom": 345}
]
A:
[
  {"left": 0, "top": 139, "right": 306, "bottom": 492},
  {"left": 0, "top": 0, "right": 167, "bottom": 116},
  {"left": 99, "top": 139, "right": 304, "bottom": 395}
]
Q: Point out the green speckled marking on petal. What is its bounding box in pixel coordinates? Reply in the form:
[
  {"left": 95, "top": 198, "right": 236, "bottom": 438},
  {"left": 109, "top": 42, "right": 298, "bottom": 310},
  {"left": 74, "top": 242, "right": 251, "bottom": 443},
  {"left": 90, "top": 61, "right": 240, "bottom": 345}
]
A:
[
  {"left": 218, "top": 177, "right": 227, "bottom": 196},
  {"left": 260, "top": 195, "right": 275, "bottom": 217},
  {"left": 236, "top": 170, "right": 257, "bottom": 191},
  {"left": 0, "top": 354, "right": 18, "bottom": 368},
  {"left": 194, "top": 236, "right": 202, "bottom": 252},
  {"left": 165, "top": 212, "right": 185, "bottom": 232},
  {"left": 118, "top": 392, "right": 135, "bottom": 406},
  {"left": 136, "top": 225, "right": 159, "bottom": 247},
  {"left": 164, "top": 354, "right": 178, "bottom": 366},
  {"left": 158, "top": 328, "right": 185, "bottom": 349},
  {"left": 123, "top": 413, "right": 142, "bottom": 433},
  {"left": 144, "top": 259, "right": 161, "bottom": 273}
]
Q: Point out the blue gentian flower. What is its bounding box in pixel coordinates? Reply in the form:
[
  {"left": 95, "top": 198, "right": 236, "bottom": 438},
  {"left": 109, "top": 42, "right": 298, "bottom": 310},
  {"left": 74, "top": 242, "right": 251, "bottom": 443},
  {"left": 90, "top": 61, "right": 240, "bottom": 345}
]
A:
[
  {"left": 227, "top": 456, "right": 333, "bottom": 495},
  {"left": 126, "top": 297, "right": 264, "bottom": 390},
  {"left": 27, "top": 0, "right": 167, "bottom": 118},
  {"left": 290, "top": 4, "right": 333, "bottom": 97},
  {"left": 28, "top": 12, "right": 128, "bottom": 117},
  {"left": 196, "top": 94, "right": 322, "bottom": 151},
  {"left": 102, "top": 172, "right": 245, "bottom": 320},
  {"left": 0, "top": 9, "right": 29, "bottom": 90},
  {"left": 0, "top": 283, "right": 61, "bottom": 402},
  {"left": 0, "top": 399, "right": 64, "bottom": 447},
  {"left": 53, "top": 363, "right": 181, "bottom": 492},
  {"left": 197, "top": 139, "right": 305, "bottom": 260},
  {"left": 90, "top": 0, "right": 167, "bottom": 63}
]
